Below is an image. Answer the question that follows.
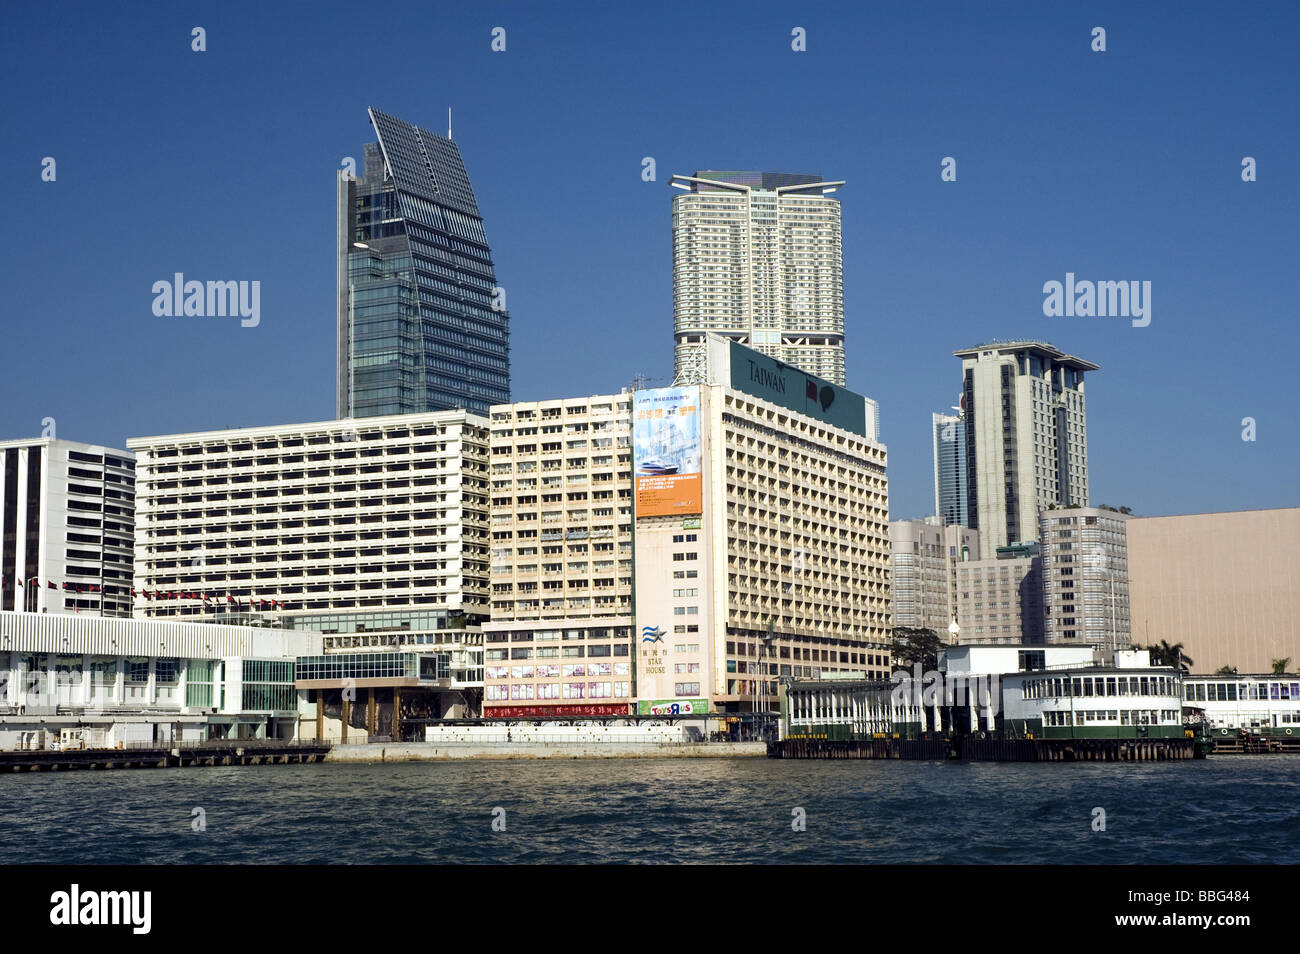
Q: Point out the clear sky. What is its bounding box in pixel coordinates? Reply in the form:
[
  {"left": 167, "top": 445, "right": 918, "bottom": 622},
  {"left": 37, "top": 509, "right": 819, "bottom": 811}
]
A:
[{"left": 2, "top": 1, "right": 1296, "bottom": 521}]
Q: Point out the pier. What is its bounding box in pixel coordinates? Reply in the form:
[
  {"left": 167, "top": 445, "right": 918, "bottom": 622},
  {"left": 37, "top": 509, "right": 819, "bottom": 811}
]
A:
[
  {"left": 768, "top": 735, "right": 1201, "bottom": 761},
  {"left": 0, "top": 739, "right": 330, "bottom": 772}
]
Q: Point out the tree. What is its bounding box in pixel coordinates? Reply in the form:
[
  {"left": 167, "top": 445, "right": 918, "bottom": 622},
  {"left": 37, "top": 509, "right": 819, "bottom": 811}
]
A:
[
  {"left": 1272, "top": 658, "right": 1292, "bottom": 675},
  {"left": 1141, "top": 641, "right": 1194, "bottom": 672},
  {"left": 891, "top": 627, "right": 943, "bottom": 673},
  {"left": 1215, "top": 665, "right": 1238, "bottom": 675}
]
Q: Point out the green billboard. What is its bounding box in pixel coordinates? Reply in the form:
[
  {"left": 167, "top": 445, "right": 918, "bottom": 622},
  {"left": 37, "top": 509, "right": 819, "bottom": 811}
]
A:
[{"left": 728, "top": 341, "right": 867, "bottom": 437}]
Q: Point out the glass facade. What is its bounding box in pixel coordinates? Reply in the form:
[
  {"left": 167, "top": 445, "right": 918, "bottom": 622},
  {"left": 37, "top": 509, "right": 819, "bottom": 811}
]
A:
[
  {"left": 338, "top": 109, "right": 510, "bottom": 419},
  {"left": 933, "top": 413, "right": 969, "bottom": 527},
  {"left": 186, "top": 659, "right": 216, "bottom": 708},
  {"left": 240, "top": 659, "right": 296, "bottom": 711},
  {"left": 294, "top": 651, "right": 449, "bottom": 683}
]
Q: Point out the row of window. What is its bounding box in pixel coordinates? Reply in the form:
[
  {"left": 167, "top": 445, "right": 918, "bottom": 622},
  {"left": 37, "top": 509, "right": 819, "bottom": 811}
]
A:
[
  {"left": 486, "top": 682, "right": 632, "bottom": 701},
  {"left": 1186, "top": 681, "right": 1300, "bottom": 702},
  {"left": 485, "top": 663, "right": 630, "bottom": 679},
  {"left": 1023, "top": 675, "right": 1177, "bottom": 699},
  {"left": 1044, "top": 709, "right": 1180, "bottom": 726}
]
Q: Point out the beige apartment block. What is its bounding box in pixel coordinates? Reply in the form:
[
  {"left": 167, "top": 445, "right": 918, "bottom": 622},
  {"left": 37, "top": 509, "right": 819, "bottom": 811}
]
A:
[
  {"left": 1040, "top": 506, "right": 1130, "bottom": 652},
  {"left": 483, "top": 394, "right": 636, "bottom": 715},
  {"left": 1128, "top": 508, "right": 1300, "bottom": 674},
  {"left": 955, "top": 551, "right": 1043, "bottom": 645},
  {"left": 889, "top": 518, "right": 979, "bottom": 636}
]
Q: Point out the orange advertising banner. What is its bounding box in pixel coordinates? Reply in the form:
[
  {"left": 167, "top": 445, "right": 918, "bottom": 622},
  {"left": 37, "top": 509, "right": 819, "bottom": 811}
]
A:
[{"left": 636, "top": 473, "right": 702, "bottom": 517}]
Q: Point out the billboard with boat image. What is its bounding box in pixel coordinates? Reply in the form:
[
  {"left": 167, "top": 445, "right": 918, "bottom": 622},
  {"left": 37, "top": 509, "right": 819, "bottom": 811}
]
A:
[{"left": 633, "top": 386, "right": 702, "bottom": 517}]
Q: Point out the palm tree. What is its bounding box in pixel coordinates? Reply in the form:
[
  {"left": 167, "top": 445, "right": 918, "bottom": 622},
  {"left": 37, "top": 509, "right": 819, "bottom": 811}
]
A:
[
  {"left": 1272, "top": 658, "right": 1292, "bottom": 675},
  {"left": 1143, "top": 640, "right": 1194, "bottom": 672}
]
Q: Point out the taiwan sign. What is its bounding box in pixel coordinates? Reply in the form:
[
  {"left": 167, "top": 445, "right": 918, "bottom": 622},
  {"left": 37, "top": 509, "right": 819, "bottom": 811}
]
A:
[
  {"left": 633, "top": 386, "right": 702, "bottom": 517},
  {"left": 726, "top": 340, "right": 867, "bottom": 437}
]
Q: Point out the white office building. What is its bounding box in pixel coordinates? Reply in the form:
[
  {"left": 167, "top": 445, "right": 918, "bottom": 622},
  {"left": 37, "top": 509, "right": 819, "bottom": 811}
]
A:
[
  {"left": 126, "top": 411, "right": 491, "bottom": 716},
  {"left": 0, "top": 438, "right": 135, "bottom": 617}
]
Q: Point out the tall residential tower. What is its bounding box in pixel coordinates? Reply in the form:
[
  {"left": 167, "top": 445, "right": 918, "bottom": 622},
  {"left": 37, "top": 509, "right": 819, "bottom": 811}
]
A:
[
  {"left": 670, "top": 171, "right": 845, "bottom": 386},
  {"left": 337, "top": 108, "right": 510, "bottom": 419},
  {"left": 955, "top": 341, "right": 1097, "bottom": 553}
]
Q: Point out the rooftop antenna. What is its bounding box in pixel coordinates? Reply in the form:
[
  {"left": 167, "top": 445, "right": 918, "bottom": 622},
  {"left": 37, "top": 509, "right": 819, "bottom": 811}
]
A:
[{"left": 448, "top": 108, "right": 452, "bottom": 139}]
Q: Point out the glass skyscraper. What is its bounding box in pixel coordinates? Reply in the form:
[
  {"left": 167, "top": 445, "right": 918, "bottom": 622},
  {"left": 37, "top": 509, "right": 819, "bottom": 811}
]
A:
[
  {"left": 932, "top": 411, "right": 969, "bottom": 527},
  {"left": 337, "top": 108, "right": 510, "bottom": 418}
]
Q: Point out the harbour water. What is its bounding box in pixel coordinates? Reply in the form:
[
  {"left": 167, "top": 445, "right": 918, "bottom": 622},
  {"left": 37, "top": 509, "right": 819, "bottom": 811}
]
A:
[{"left": 3, "top": 756, "right": 1296, "bottom": 864}]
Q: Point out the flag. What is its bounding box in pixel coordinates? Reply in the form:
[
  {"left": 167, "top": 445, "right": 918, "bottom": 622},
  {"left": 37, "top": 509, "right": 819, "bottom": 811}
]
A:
[
  {"left": 227, "top": 595, "right": 235, "bottom": 604},
  {"left": 48, "top": 581, "right": 57, "bottom": 589}
]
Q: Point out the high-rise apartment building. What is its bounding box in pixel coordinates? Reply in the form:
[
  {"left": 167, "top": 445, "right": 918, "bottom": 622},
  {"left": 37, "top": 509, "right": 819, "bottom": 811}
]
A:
[
  {"left": 670, "top": 171, "right": 846, "bottom": 386},
  {"left": 890, "top": 518, "right": 979, "bottom": 635},
  {"left": 337, "top": 107, "right": 510, "bottom": 419},
  {"left": 482, "top": 394, "right": 637, "bottom": 717},
  {"left": 955, "top": 341, "right": 1097, "bottom": 552},
  {"left": 0, "top": 438, "right": 135, "bottom": 617},
  {"left": 1039, "top": 507, "right": 1130, "bottom": 653},
  {"left": 127, "top": 411, "right": 491, "bottom": 719},
  {"left": 932, "top": 411, "right": 969, "bottom": 527}
]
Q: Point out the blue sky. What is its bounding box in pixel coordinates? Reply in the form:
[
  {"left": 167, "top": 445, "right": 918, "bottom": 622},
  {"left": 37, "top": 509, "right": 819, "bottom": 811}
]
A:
[{"left": 2, "top": 1, "right": 1296, "bottom": 520}]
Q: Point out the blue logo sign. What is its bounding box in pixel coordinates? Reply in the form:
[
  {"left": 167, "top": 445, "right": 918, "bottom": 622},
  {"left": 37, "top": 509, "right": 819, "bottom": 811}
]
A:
[{"left": 641, "top": 626, "right": 665, "bottom": 643}]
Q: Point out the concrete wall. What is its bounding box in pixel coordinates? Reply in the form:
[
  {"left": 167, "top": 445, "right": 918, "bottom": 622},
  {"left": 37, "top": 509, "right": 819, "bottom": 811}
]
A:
[
  {"left": 423, "top": 722, "right": 694, "bottom": 744},
  {"left": 1128, "top": 509, "right": 1300, "bottom": 674}
]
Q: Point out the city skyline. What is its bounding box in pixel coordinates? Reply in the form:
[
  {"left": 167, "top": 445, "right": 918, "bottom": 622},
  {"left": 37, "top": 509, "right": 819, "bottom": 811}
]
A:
[{"left": 2, "top": 2, "right": 1296, "bottom": 525}]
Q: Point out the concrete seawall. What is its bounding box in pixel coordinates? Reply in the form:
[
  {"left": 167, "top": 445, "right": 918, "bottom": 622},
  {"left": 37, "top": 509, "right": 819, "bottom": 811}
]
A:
[{"left": 325, "top": 742, "right": 767, "bottom": 762}]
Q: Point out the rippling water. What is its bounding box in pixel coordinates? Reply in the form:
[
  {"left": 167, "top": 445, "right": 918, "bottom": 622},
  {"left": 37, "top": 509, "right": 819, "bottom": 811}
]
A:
[{"left": 3, "top": 756, "right": 1297, "bottom": 864}]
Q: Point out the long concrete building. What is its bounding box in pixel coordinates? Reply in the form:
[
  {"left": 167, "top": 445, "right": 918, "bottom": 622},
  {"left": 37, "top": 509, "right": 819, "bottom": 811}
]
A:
[
  {"left": 126, "top": 410, "right": 492, "bottom": 726},
  {"left": 1127, "top": 508, "right": 1300, "bottom": 674}
]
